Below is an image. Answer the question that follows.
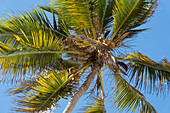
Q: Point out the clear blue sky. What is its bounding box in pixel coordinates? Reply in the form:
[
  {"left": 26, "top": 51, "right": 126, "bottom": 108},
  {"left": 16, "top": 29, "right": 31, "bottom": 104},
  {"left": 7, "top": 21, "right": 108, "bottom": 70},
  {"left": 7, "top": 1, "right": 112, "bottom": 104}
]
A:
[{"left": 0, "top": 0, "right": 170, "bottom": 113}]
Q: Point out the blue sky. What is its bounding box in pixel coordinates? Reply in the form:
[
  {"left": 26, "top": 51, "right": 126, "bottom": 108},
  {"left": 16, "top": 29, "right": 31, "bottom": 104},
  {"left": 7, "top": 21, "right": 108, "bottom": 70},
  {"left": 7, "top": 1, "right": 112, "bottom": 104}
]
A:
[{"left": 0, "top": 0, "right": 170, "bottom": 113}]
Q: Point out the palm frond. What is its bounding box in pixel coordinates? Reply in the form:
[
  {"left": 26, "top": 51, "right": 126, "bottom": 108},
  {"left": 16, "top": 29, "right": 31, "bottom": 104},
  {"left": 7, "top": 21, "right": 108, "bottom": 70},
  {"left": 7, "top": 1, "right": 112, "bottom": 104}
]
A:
[
  {"left": 0, "top": 29, "right": 83, "bottom": 83},
  {"left": 113, "top": 74, "right": 157, "bottom": 113},
  {"left": 110, "top": 0, "right": 157, "bottom": 40},
  {"left": 83, "top": 98, "right": 106, "bottom": 113},
  {"left": 96, "top": 0, "right": 115, "bottom": 33},
  {"left": 39, "top": 4, "right": 87, "bottom": 36},
  {"left": 0, "top": 52, "right": 81, "bottom": 83},
  {"left": 9, "top": 63, "right": 92, "bottom": 112},
  {"left": 124, "top": 52, "right": 170, "bottom": 95},
  {"left": 0, "top": 8, "right": 66, "bottom": 47},
  {"left": 0, "top": 8, "right": 52, "bottom": 34},
  {"left": 41, "top": 0, "right": 114, "bottom": 37},
  {"left": 38, "top": 5, "right": 70, "bottom": 36},
  {"left": 9, "top": 80, "right": 38, "bottom": 94},
  {"left": 51, "top": 0, "right": 92, "bottom": 30},
  {"left": 9, "top": 69, "right": 75, "bottom": 112}
]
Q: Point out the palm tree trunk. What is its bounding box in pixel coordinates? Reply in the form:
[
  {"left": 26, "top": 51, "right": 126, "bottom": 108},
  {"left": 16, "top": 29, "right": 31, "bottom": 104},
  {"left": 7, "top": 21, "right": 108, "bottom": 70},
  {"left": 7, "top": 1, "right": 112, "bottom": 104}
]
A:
[{"left": 63, "top": 64, "right": 99, "bottom": 113}]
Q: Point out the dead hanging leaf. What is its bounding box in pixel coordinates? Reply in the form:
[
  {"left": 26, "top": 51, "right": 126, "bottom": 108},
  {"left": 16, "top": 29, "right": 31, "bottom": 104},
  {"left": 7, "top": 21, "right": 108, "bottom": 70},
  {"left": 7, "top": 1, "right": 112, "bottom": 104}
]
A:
[
  {"left": 115, "top": 32, "right": 131, "bottom": 44},
  {"left": 117, "top": 61, "right": 128, "bottom": 71},
  {"left": 104, "top": 30, "right": 111, "bottom": 38}
]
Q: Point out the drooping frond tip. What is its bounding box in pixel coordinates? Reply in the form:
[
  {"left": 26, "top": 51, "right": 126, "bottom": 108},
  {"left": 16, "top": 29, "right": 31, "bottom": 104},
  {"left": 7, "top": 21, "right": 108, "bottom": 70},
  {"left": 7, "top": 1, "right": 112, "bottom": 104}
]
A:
[{"left": 125, "top": 52, "right": 170, "bottom": 95}]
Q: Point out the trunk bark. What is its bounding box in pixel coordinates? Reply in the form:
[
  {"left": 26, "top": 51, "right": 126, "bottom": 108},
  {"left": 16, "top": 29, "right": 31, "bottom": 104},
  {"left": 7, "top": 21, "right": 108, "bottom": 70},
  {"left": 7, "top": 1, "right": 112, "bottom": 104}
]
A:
[{"left": 63, "top": 64, "right": 99, "bottom": 113}]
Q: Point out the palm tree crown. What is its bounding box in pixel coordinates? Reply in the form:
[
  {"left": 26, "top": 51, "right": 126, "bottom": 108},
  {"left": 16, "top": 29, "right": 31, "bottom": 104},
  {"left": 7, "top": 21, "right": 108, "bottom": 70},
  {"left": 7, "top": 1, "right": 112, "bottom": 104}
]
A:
[{"left": 0, "top": 0, "right": 169, "bottom": 113}]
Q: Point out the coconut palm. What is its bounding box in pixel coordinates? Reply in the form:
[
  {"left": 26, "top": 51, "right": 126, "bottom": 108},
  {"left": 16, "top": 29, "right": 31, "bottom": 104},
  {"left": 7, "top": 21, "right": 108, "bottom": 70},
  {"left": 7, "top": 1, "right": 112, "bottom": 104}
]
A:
[{"left": 0, "top": 0, "right": 169, "bottom": 113}]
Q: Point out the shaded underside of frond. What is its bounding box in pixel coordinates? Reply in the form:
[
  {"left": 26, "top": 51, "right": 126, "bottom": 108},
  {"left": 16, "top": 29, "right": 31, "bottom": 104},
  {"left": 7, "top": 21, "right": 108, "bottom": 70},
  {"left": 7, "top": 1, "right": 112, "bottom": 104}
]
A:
[
  {"left": 9, "top": 70, "right": 75, "bottom": 112},
  {"left": 113, "top": 74, "right": 157, "bottom": 113},
  {"left": 111, "top": 0, "right": 157, "bottom": 40},
  {"left": 124, "top": 52, "right": 170, "bottom": 95},
  {"left": 0, "top": 53, "right": 80, "bottom": 83}
]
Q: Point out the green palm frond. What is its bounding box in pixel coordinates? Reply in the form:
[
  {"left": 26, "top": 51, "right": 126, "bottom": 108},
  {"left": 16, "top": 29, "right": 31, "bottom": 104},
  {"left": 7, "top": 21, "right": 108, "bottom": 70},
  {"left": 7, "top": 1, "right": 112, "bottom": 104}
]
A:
[
  {"left": 9, "top": 63, "right": 92, "bottom": 112},
  {"left": 111, "top": 0, "right": 157, "bottom": 40},
  {"left": 0, "top": 51, "right": 79, "bottom": 83},
  {"left": 0, "top": 8, "right": 65, "bottom": 47},
  {"left": 123, "top": 52, "right": 170, "bottom": 95},
  {"left": 0, "top": 53, "right": 58, "bottom": 83},
  {"left": 0, "top": 8, "right": 52, "bottom": 34},
  {"left": 51, "top": 0, "right": 92, "bottom": 30},
  {"left": 9, "top": 69, "right": 75, "bottom": 112},
  {"left": 0, "top": 29, "right": 83, "bottom": 83},
  {"left": 0, "top": 41, "right": 15, "bottom": 54},
  {"left": 39, "top": 5, "right": 84, "bottom": 36},
  {"left": 38, "top": 5, "right": 70, "bottom": 36},
  {"left": 113, "top": 74, "right": 157, "bottom": 113},
  {"left": 13, "top": 29, "right": 63, "bottom": 50},
  {"left": 96, "top": 0, "right": 115, "bottom": 33},
  {"left": 83, "top": 98, "right": 106, "bottom": 113},
  {"left": 40, "top": 0, "right": 115, "bottom": 36}
]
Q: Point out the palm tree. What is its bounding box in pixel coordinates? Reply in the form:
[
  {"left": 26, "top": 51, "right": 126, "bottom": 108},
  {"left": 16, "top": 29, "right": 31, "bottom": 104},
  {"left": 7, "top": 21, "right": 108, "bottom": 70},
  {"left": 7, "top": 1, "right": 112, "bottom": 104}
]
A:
[{"left": 0, "top": 0, "right": 169, "bottom": 112}]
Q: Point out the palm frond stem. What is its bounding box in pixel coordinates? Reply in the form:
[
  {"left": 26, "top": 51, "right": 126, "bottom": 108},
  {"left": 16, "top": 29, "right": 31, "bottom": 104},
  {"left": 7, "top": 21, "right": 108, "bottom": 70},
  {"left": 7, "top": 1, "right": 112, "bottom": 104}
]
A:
[
  {"left": 99, "top": 0, "right": 107, "bottom": 34},
  {"left": 0, "top": 51, "right": 87, "bottom": 58},
  {"left": 86, "top": 0, "right": 97, "bottom": 39},
  {"left": 98, "top": 69, "right": 105, "bottom": 101}
]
